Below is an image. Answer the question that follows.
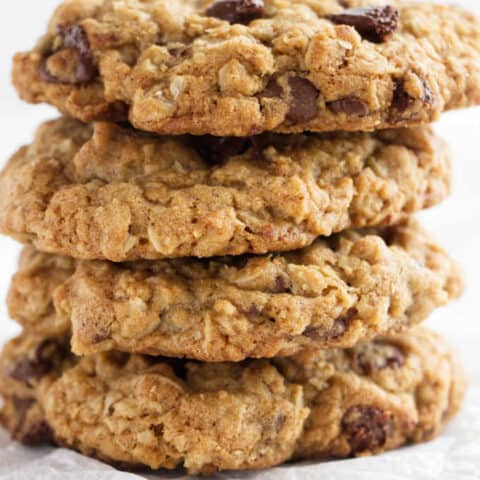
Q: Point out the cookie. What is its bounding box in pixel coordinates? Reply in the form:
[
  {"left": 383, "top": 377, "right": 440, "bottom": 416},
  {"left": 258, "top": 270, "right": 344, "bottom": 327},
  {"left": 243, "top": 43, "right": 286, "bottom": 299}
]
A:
[
  {"left": 0, "top": 118, "right": 451, "bottom": 262},
  {"left": 0, "top": 327, "right": 466, "bottom": 474},
  {"left": 12, "top": 0, "right": 480, "bottom": 136},
  {"left": 0, "top": 334, "right": 72, "bottom": 446},
  {"left": 8, "top": 220, "right": 463, "bottom": 361}
]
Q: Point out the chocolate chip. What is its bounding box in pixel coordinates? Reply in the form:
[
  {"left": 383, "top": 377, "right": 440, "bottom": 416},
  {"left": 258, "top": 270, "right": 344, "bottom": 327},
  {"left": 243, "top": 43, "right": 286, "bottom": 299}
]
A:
[
  {"left": 10, "top": 397, "right": 42, "bottom": 444},
  {"left": 351, "top": 342, "right": 405, "bottom": 375},
  {"left": 392, "top": 81, "right": 414, "bottom": 112},
  {"left": 20, "top": 420, "right": 54, "bottom": 445},
  {"left": 327, "top": 316, "right": 348, "bottom": 339},
  {"left": 327, "top": 96, "right": 369, "bottom": 117},
  {"left": 327, "top": 6, "right": 399, "bottom": 43},
  {"left": 10, "top": 397, "right": 53, "bottom": 445},
  {"left": 195, "top": 136, "right": 252, "bottom": 165},
  {"left": 342, "top": 406, "right": 392, "bottom": 453},
  {"left": 40, "top": 24, "right": 97, "bottom": 84},
  {"left": 287, "top": 77, "right": 319, "bottom": 123},
  {"left": 392, "top": 79, "right": 434, "bottom": 113},
  {"left": 59, "top": 25, "right": 91, "bottom": 58},
  {"left": 248, "top": 304, "right": 261, "bottom": 317},
  {"left": 206, "top": 0, "right": 264, "bottom": 24},
  {"left": 259, "top": 79, "right": 283, "bottom": 99},
  {"left": 304, "top": 308, "right": 355, "bottom": 341},
  {"left": 303, "top": 316, "right": 348, "bottom": 341},
  {"left": 60, "top": 25, "right": 97, "bottom": 83},
  {"left": 38, "top": 61, "right": 62, "bottom": 83},
  {"left": 303, "top": 326, "right": 320, "bottom": 339},
  {"left": 8, "top": 339, "right": 64, "bottom": 382},
  {"left": 9, "top": 358, "right": 51, "bottom": 382},
  {"left": 273, "top": 275, "right": 291, "bottom": 293}
]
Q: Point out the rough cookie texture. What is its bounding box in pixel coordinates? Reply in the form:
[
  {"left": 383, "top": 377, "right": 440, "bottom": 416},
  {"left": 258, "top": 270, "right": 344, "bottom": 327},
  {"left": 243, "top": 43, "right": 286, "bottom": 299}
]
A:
[
  {"left": 0, "top": 334, "right": 71, "bottom": 445},
  {"left": 0, "top": 328, "right": 467, "bottom": 474},
  {"left": 12, "top": 0, "right": 480, "bottom": 136},
  {"left": 0, "top": 118, "right": 451, "bottom": 261},
  {"left": 8, "top": 220, "right": 463, "bottom": 361},
  {"left": 8, "top": 251, "right": 75, "bottom": 336}
]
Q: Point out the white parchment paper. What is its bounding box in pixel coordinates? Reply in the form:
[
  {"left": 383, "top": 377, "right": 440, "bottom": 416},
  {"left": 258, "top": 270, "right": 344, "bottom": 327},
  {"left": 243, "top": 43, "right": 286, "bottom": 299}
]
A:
[{"left": 0, "top": 390, "right": 478, "bottom": 480}]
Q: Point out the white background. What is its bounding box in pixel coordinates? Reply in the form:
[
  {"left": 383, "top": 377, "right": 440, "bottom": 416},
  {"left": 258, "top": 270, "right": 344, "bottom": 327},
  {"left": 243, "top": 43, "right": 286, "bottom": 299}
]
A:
[{"left": 0, "top": 1, "right": 479, "bottom": 479}]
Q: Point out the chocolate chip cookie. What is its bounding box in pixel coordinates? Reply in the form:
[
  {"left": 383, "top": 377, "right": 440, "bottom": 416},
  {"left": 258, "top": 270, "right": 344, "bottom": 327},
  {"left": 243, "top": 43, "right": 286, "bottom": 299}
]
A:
[
  {"left": 0, "top": 118, "right": 451, "bottom": 261},
  {"left": 8, "top": 220, "right": 462, "bottom": 361},
  {"left": 0, "top": 327, "right": 466, "bottom": 474},
  {"left": 12, "top": 0, "right": 480, "bottom": 136}
]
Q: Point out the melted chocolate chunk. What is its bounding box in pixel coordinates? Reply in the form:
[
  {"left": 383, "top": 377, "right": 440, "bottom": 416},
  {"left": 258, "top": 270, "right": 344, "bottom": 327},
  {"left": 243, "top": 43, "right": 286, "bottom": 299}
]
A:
[
  {"left": 302, "top": 326, "right": 319, "bottom": 339},
  {"left": 206, "top": 0, "right": 264, "bottom": 24},
  {"left": 392, "top": 79, "right": 434, "bottom": 112},
  {"left": 195, "top": 136, "right": 252, "bottom": 165},
  {"left": 303, "top": 316, "right": 348, "bottom": 341},
  {"left": 327, "top": 316, "right": 348, "bottom": 339},
  {"left": 273, "top": 275, "right": 291, "bottom": 293},
  {"left": 327, "top": 96, "right": 369, "bottom": 117},
  {"left": 327, "top": 6, "right": 399, "bottom": 43},
  {"left": 259, "top": 79, "right": 283, "bottom": 99},
  {"left": 9, "top": 359, "right": 47, "bottom": 382},
  {"left": 287, "top": 77, "right": 319, "bottom": 123},
  {"left": 9, "top": 397, "right": 53, "bottom": 445},
  {"left": 40, "top": 24, "right": 97, "bottom": 84},
  {"left": 342, "top": 405, "right": 392, "bottom": 453},
  {"left": 304, "top": 308, "right": 355, "bottom": 340},
  {"left": 38, "top": 61, "right": 62, "bottom": 83},
  {"left": 59, "top": 24, "right": 91, "bottom": 57},
  {"left": 392, "top": 81, "right": 414, "bottom": 112},
  {"left": 8, "top": 339, "right": 64, "bottom": 382},
  {"left": 20, "top": 420, "right": 55, "bottom": 445},
  {"left": 351, "top": 342, "right": 405, "bottom": 375},
  {"left": 248, "top": 304, "right": 261, "bottom": 317}
]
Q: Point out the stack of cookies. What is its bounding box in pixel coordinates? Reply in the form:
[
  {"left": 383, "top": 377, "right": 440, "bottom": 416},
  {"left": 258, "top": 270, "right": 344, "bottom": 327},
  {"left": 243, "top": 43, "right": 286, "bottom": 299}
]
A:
[{"left": 0, "top": 0, "right": 478, "bottom": 475}]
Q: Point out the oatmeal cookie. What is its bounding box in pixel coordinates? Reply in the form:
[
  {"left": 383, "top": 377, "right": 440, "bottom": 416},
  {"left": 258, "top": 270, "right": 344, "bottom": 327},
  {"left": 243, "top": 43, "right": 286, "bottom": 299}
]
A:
[
  {"left": 0, "top": 118, "right": 451, "bottom": 261},
  {"left": 8, "top": 220, "right": 463, "bottom": 361},
  {"left": 0, "top": 328, "right": 466, "bottom": 474},
  {"left": 12, "top": 0, "right": 480, "bottom": 136}
]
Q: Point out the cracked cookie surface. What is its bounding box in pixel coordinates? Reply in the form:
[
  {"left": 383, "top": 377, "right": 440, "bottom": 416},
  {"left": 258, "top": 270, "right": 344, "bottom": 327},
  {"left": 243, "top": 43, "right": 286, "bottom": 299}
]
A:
[
  {"left": 0, "top": 118, "right": 451, "bottom": 261},
  {"left": 8, "top": 220, "right": 463, "bottom": 361},
  {"left": 0, "top": 328, "right": 466, "bottom": 474},
  {"left": 12, "top": 0, "right": 480, "bottom": 136}
]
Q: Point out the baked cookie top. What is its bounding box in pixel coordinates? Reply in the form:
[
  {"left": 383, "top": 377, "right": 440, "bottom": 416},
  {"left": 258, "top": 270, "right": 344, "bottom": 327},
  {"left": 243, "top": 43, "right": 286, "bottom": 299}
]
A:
[
  {"left": 0, "top": 118, "right": 450, "bottom": 261},
  {"left": 12, "top": 0, "right": 480, "bottom": 136},
  {"left": 0, "top": 328, "right": 466, "bottom": 474},
  {"left": 9, "top": 220, "right": 463, "bottom": 361}
]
